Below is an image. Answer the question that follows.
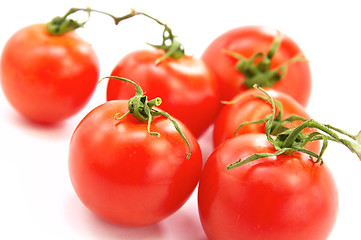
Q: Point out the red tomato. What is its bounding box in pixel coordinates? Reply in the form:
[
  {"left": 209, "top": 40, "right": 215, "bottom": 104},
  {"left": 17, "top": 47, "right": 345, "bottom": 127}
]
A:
[
  {"left": 202, "top": 26, "right": 311, "bottom": 106},
  {"left": 68, "top": 100, "right": 202, "bottom": 226},
  {"left": 106, "top": 48, "right": 220, "bottom": 138},
  {"left": 198, "top": 133, "right": 338, "bottom": 240},
  {"left": 0, "top": 24, "right": 99, "bottom": 124},
  {"left": 213, "top": 88, "right": 320, "bottom": 153}
]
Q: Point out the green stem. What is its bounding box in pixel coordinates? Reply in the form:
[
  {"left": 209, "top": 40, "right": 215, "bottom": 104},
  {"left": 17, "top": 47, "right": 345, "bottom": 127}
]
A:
[
  {"left": 46, "top": 8, "right": 184, "bottom": 62},
  {"left": 257, "top": 85, "right": 279, "bottom": 151},
  {"left": 101, "top": 76, "right": 192, "bottom": 160},
  {"left": 227, "top": 85, "right": 361, "bottom": 169},
  {"left": 282, "top": 119, "right": 361, "bottom": 160},
  {"left": 46, "top": 7, "right": 137, "bottom": 35}
]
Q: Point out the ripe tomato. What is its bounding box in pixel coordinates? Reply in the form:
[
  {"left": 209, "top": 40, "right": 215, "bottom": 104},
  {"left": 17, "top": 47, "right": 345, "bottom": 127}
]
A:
[
  {"left": 106, "top": 48, "right": 220, "bottom": 138},
  {"left": 198, "top": 133, "right": 338, "bottom": 240},
  {"left": 68, "top": 100, "right": 202, "bottom": 226},
  {"left": 0, "top": 23, "right": 99, "bottom": 124},
  {"left": 202, "top": 25, "right": 311, "bottom": 106},
  {"left": 213, "top": 88, "right": 320, "bottom": 153}
]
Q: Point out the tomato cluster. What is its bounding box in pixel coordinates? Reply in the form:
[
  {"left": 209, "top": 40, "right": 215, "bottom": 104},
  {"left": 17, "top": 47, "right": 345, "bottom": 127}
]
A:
[{"left": 1, "top": 7, "right": 360, "bottom": 240}]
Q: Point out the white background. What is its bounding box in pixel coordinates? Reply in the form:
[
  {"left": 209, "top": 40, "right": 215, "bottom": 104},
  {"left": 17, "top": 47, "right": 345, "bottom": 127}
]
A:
[{"left": 1, "top": 0, "right": 361, "bottom": 239}]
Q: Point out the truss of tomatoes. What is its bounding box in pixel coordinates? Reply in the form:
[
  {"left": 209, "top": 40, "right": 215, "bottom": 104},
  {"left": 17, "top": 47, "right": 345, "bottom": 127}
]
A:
[
  {"left": 2, "top": 7, "right": 361, "bottom": 240},
  {"left": 68, "top": 21, "right": 360, "bottom": 240},
  {"left": 195, "top": 25, "right": 361, "bottom": 240}
]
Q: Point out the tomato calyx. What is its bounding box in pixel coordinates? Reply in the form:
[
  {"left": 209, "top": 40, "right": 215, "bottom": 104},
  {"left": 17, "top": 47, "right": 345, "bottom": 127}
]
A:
[
  {"left": 132, "top": 10, "right": 184, "bottom": 64},
  {"left": 145, "top": 22, "right": 184, "bottom": 64},
  {"left": 223, "top": 33, "right": 307, "bottom": 89},
  {"left": 46, "top": 8, "right": 88, "bottom": 36},
  {"left": 223, "top": 95, "right": 308, "bottom": 138},
  {"left": 101, "top": 76, "right": 192, "bottom": 160},
  {"left": 227, "top": 85, "right": 361, "bottom": 169}
]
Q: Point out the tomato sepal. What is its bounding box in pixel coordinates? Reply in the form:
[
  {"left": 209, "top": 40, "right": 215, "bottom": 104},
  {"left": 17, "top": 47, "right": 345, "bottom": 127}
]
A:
[
  {"left": 227, "top": 85, "right": 361, "bottom": 169},
  {"left": 101, "top": 76, "right": 192, "bottom": 159},
  {"left": 223, "top": 33, "right": 308, "bottom": 89}
]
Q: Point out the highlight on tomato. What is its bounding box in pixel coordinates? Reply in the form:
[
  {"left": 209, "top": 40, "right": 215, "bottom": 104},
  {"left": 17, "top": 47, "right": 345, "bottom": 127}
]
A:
[
  {"left": 0, "top": 8, "right": 100, "bottom": 124},
  {"left": 106, "top": 10, "right": 221, "bottom": 138},
  {"left": 198, "top": 86, "right": 361, "bottom": 240},
  {"left": 68, "top": 76, "right": 202, "bottom": 226},
  {"left": 213, "top": 88, "right": 320, "bottom": 153},
  {"left": 201, "top": 25, "right": 311, "bottom": 106}
]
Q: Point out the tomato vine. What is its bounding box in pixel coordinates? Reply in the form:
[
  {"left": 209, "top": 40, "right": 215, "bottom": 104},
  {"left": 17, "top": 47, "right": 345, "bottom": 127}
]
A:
[
  {"left": 227, "top": 85, "right": 361, "bottom": 169},
  {"left": 46, "top": 8, "right": 183, "bottom": 62}
]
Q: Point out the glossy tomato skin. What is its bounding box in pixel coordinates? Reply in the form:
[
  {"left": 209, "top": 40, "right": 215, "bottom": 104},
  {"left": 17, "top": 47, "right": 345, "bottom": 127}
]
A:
[
  {"left": 107, "top": 48, "right": 221, "bottom": 138},
  {"left": 68, "top": 100, "right": 202, "bottom": 226},
  {"left": 213, "top": 88, "right": 320, "bottom": 153},
  {"left": 198, "top": 134, "right": 338, "bottom": 240},
  {"left": 202, "top": 26, "right": 311, "bottom": 106},
  {"left": 0, "top": 24, "right": 99, "bottom": 123}
]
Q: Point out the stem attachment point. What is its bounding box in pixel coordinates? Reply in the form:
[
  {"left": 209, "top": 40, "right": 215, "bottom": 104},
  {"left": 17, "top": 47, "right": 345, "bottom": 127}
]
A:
[
  {"left": 227, "top": 85, "right": 361, "bottom": 169},
  {"left": 100, "top": 76, "right": 192, "bottom": 160}
]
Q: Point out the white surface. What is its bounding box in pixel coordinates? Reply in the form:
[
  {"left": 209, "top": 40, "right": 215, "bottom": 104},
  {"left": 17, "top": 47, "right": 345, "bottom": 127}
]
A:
[{"left": 1, "top": 1, "right": 361, "bottom": 239}]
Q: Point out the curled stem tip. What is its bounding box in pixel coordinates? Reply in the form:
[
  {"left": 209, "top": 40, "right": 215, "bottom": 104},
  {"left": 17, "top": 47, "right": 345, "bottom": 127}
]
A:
[{"left": 102, "top": 76, "right": 191, "bottom": 160}]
